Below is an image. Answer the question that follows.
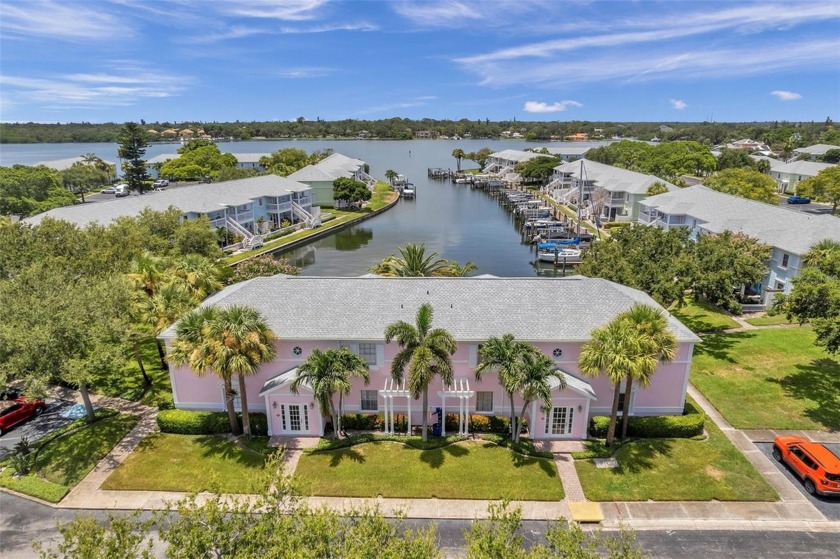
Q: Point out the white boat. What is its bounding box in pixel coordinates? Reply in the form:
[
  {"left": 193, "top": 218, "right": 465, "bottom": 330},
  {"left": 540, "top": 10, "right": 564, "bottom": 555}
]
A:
[{"left": 537, "top": 247, "right": 582, "bottom": 264}]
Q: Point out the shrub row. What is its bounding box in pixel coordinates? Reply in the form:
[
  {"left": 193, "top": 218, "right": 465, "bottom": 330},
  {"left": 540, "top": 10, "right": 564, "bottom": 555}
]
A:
[
  {"left": 157, "top": 409, "right": 268, "bottom": 436},
  {"left": 603, "top": 221, "right": 632, "bottom": 229},
  {"left": 313, "top": 433, "right": 465, "bottom": 453},
  {"left": 589, "top": 402, "right": 704, "bottom": 439},
  {"left": 340, "top": 413, "right": 514, "bottom": 434}
]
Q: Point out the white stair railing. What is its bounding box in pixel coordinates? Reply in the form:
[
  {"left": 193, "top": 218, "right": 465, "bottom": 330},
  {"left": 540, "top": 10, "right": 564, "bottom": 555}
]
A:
[
  {"left": 225, "top": 217, "right": 253, "bottom": 239},
  {"left": 291, "top": 201, "right": 317, "bottom": 228}
]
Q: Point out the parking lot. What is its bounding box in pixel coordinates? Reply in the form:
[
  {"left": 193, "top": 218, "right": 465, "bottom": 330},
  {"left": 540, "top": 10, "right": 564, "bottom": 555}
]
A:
[
  {"left": 755, "top": 442, "right": 840, "bottom": 520},
  {"left": 0, "top": 400, "right": 75, "bottom": 459}
]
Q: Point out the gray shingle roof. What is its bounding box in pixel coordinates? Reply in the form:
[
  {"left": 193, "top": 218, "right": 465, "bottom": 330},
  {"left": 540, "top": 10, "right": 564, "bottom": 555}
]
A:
[
  {"left": 489, "top": 149, "right": 542, "bottom": 163},
  {"left": 233, "top": 153, "right": 271, "bottom": 164},
  {"left": 544, "top": 147, "right": 591, "bottom": 156},
  {"left": 287, "top": 165, "right": 342, "bottom": 182},
  {"left": 146, "top": 153, "right": 179, "bottom": 165},
  {"left": 769, "top": 160, "right": 835, "bottom": 176},
  {"left": 161, "top": 275, "right": 699, "bottom": 343},
  {"left": 793, "top": 144, "right": 840, "bottom": 156},
  {"left": 36, "top": 156, "right": 116, "bottom": 170},
  {"left": 551, "top": 372, "right": 596, "bottom": 399},
  {"left": 553, "top": 159, "right": 677, "bottom": 194},
  {"left": 641, "top": 185, "right": 840, "bottom": 255},
  {"left": 24, "top": 175, "right": 311, "bottom": 227},
  {"left": 259, "top": 367, "right": 304, "bottom": 396}
]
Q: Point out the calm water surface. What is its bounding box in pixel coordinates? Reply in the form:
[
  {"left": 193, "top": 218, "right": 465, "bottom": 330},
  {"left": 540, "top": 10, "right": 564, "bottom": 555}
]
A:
[{"left": 1, "top": 139, "right": 606, "bottom": 277}]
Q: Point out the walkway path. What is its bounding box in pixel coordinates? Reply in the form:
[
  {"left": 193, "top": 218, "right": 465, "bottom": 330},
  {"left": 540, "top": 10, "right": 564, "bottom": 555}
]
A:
[{"left": 535, "top": 440, "right": 588, "bottom": 502}]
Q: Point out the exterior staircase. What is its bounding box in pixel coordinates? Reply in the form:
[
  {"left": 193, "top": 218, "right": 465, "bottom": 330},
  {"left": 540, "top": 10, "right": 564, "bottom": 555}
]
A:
[
  {"left": 225, "top": 217, "right": 263, "bottom": 249},
  {"left": 292, "top": 201, "right": 321, "bottom": 228}
]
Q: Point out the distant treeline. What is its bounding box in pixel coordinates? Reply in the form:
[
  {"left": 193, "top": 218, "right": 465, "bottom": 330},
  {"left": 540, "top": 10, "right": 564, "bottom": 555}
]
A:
[{"left": 1, "top": 118, "right": 838, "bottom": 148}]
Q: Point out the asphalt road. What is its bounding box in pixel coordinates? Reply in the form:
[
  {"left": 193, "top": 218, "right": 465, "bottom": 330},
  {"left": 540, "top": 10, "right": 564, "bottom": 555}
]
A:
[
  {"left": 2, "top": 492, "right": 839, "bottom": 558},
  {"left": 777, "top": 197, "right": 836, "bottom": 215},
  {"left": 0, "top": 400, "right": 75, "bottom": 459},
  {"left": 755, "top": 442, "right": 840, "bottom": 520}
]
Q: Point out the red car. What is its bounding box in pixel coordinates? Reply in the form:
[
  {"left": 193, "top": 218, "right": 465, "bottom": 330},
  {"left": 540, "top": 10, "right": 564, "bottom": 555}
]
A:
[
  {"left": 773, "top": 436, "right": 840, "bottom": 497},
  {"left": 0, "top": 397, "right": 46, "bottom": 436}
]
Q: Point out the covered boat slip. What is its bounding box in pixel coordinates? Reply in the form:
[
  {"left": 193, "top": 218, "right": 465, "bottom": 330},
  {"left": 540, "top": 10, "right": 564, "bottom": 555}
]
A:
[{"left": 259, "top": 368, "right": 595, "bottom": 440}]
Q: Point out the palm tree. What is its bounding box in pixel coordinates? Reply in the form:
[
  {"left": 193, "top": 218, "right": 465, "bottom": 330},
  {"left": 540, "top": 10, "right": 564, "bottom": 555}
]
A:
[
  {"left": 389, "top": 244, "right": 451, "bottom": 277},
  {"left": 618, "top": 304, "right": 677, "bottom": 440},
  {"left": 385, "top": 304, "right": 457, "bottom": 442},
  {"left": 475, "top": 334, "right": 537, "bottom": 438},
  {"left": 385, "top": 169, "right": 398, "bottom": 185},
  {"left": 515, "top": 351, "right": 564, "bottom": 443},
  {"left": 127, "top": 252, "right": 169, "bottom": 298},
  {"left": 452, "top": 148, "right": 466, "bottom": 172},
  {"left": 578, "top": 318, "right": 646, "bottom": 447},
  {"left": 443, "top": 260, "right": 478, "bottom": 277},
  {"left": 169, "top": 306, "right": 241, "bottom": 434},
  {"left": 169, "top": 254, "right": 224, "bottom": 301},
  {"left": 803, "top": 239, "right": 840, "bottom": 276},
  {"left": 207, "top": 305, "right": 277, "bottom": 436},
  {"left": 291, "top": 348, "right": 370, "bottom": 439},
  {"left": 138, "top": 281, "right": 196, "bottom": 369}
]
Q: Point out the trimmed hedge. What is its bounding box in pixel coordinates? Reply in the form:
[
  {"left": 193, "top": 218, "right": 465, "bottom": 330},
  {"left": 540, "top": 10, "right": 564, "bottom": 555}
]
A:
[
  {"left": 603, "top": 221, "right": 631, "bottom": 229},
  {"left": 340, "top": 413, "right": 513, "bottom": 434},
  {"left": 589, "top": 402, "right": 704, "bottom": 439},
  {"left": 157, "top": 409, "right": 268, "bottom": 436}
]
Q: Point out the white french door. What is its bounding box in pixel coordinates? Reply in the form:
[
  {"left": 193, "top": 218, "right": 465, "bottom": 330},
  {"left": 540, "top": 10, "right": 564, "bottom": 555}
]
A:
[
  {"left": 279, "top": 403, "right": 310, "bottom": 434},
  {"left": 545, "top": 406, "right": 574, "bottom": 437}
]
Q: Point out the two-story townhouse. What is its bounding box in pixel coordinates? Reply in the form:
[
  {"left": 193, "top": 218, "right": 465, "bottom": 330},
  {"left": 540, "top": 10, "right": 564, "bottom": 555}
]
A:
[
  {"left": 549, "top": 159, "right": 677, "bottom": 222},
  {"left": 24, "top": 175, "right": 314, "bottom": 235},
  {"left": 162, "top": 275, "right": 700, "bottom": 440},
  {"left": 769, "top": 160, "right": 835, "bottom": 194},
  {"left": 145, "top": 153, "right": 179, "bottom": 179},
  {"left": 638, "top": 185, "right": 840, "bottom": 309},
  {"left": 233, "top": 153, "right": 271, "bottom": 173},
  {"left": 484, "top": 150, "right": 542, "bottom": 174},
  {"left": 544, "top": 146, "right": 591, "bottom": 163},
  {"left": 288, "top": 153, "right": 374, "bottom": 206}
]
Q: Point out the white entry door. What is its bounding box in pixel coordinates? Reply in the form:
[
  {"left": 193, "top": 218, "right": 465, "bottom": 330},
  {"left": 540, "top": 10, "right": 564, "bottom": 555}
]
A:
[
  {"left": 279, "top": 403, "right": 310, "bottom": 434},
  {"left": 545, "top": 406, "right": 574, "bottom": 437}
]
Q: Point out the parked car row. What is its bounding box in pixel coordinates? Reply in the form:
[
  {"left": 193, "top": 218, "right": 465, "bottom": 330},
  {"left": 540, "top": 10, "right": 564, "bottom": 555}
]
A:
[{"left": 100, "top": 180, "right": 169, "bottom": 196}]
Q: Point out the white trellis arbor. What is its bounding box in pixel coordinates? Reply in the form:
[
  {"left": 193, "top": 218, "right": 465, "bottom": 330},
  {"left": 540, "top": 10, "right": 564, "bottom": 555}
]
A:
[
  {"left": 381, "top": 378, "right": 412, "bottom": 435},
  {"left": 438, "top": 378, "right": 475, "bottom": 436}
]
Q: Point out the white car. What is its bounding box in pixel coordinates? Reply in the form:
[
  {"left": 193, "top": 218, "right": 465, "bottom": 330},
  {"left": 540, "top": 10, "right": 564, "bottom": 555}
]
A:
[
  {"left": 153, "top": 179, "right": 169, "bottom": 189},
  {"left": 101, "top": 186, "right": 117, "bottom": 194}
]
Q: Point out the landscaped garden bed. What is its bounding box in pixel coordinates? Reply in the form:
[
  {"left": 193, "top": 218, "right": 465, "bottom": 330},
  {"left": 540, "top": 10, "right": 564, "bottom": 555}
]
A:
[
  {"left": 295, "top": 439, "right": 564, "bottom": 501},
  {"left": 0, "top": 409, "right": 139, "bottom": 502},
  {"left": 102, "top": 433, "right": 274, "bottom": 494},
  {"left": 691, "top": 327, "right": 840, "bottom": 430},
  {"left": 575, "top": 420, "right": 777, "bottom": 501}
]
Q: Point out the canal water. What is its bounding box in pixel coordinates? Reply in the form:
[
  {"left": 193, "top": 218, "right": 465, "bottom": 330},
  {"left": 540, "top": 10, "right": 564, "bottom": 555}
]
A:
[{"left": 0, "top": 139, "right": 606, "bottom": 277}]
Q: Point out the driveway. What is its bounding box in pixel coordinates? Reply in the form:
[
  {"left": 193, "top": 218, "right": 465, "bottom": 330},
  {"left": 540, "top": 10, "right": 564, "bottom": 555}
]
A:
[
  {"left": 0, "top": 400, "right": 75, "bottom": 459},
  {"left": 777, "top": 198, "right": 836, "bottom": 215},
  {"left": 755, "top": 442, "right": 840, "bottom": 520}
]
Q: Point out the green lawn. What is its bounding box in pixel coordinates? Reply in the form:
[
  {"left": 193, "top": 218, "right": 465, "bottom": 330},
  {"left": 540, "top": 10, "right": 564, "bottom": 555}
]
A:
[
  {"left": 691, "top": 328, "right": 840, "bottom": 430},
  {"left": 744, "top": 314, "right": 794, "bottom": 327},
  {"left": 0, "top": 411, "right": 138, "bottom": 502},
  {"left": 102, "top": 433, "right": 273, "bottom": 494},
  {"left": 670, "top": 301, "right": 739, "bottom": 333},
  {"left": 295, "top": 440, "right": 564, "bottom": 501},
  {"left": 89, "top": 338, "right": 172, "bottom": 408},
  {"left": 575, "top": 421, "right": 777, "bottom": 501}
]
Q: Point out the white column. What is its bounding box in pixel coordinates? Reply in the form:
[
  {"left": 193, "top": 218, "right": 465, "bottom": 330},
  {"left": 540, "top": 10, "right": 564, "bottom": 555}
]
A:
[
  {"left": 464, "top": 396, "right": 470, "bottom": 436},
  {"left": 441, "top": 395, "right": 446, "bottom": 436},
  {"left": 459, "top": 397, "right": 464, "bottom": 435},
  {"left": 384, "top": 395, "right": 390, "bottom": 434},
  {"left": 387, "top": 396, "right": 394, "bottom": 434},
  {"left": 265, "top": 395, "right": 273, "bottom": 436}
]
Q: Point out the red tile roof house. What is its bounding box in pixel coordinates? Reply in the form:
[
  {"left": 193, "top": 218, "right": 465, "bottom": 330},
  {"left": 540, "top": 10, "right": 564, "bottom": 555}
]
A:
[{"left": 161, "top": 275, "right": 699, "bottom": 440}]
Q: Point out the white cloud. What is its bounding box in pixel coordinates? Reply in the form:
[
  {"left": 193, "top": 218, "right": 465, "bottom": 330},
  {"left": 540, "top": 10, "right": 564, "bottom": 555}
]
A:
[
  {"left": 0, "top": 65, "right": 189, "bottom": 110},
  {"left": 272, "top": 67, "right": 336, "bottom": 78},
  {"left": 523, "top": 100, "right": 582, "bottom": 113},
  {"left": 278, "top": 22, "right": 378, "bottom": 33},
  {"left": 218, "top": 0, "right": 328, "bottom": 21},
  {"left": 392, "top": 1, "right": 485, "bottom": 27},
  {"left": 0, "top": 0, "right": 127, "bottom": 41},
  {"left": 770, "top": 90, "right": 802, "bottom": 101},
  {"left": 355, "top": 96, "right": 438, "bottom": 115},
  {"left": 670, "top": 99, "right": 687, "bottom": 110}
]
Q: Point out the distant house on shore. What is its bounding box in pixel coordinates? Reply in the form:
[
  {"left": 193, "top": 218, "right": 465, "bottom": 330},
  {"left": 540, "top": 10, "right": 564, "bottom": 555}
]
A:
[
  {"left": 565, "top": 132, "right": 589, "bottom": 141},
  {"left": 792, "top": 143, "right": 840, "bottom": 162},
  {"left": 36, "top": 156, "right": 116, "bottom": 174}
]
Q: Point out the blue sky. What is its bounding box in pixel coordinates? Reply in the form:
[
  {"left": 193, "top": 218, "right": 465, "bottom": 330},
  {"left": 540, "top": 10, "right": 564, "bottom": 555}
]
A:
[{"left": 1, "top": 0, "right": 838, "bottom": 123}]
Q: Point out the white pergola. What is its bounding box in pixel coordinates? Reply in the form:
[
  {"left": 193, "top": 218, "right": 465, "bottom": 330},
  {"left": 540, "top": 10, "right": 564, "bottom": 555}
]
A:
[
  {"left": 381, "top": 378, "right": 412, "bottom": 435},
  {"left": 438, "top": 378, "right": 475, "bottom": 436}
]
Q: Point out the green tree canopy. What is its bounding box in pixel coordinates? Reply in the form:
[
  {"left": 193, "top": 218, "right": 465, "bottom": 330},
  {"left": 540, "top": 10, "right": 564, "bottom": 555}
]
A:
[
  {"left": 259, "top": 148, "right": 329, "bottom": 176},
  {"left": 332, "top": 177, "right": 371, "bottom": 207},
  {"left": 704, "top": 167, "right": 777, "bottom": 203},
  {"left": 160, "top": 144, "right": 237, "bottom": 181},
  {"left": 516, "top": 156, "right": 562, "bottom": 181},
  {"left": 694, "top": 231, "right": 772, "bottom": 313},
  {"left": 796, "top": 166, "right": 840, "bottom": 213},
  {"left": 587, "top": 140, "right": 717, "bottom": 181},
  {"left": 716, "top": 147, "right": 763, "bottom": 171},
  {"left": 645, "top": 181, "right": 669, "bottom": 196},
  {"left": 61, "top": 162, "right": 112, "bottom": 203},
  {"left": 0, "top": 165, "right": 76, "bottom": 217}
]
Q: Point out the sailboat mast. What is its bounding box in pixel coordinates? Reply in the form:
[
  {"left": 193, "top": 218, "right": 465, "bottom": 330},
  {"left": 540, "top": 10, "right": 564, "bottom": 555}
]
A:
[{"left": 577, "top": 159, "right": 583, "bottom": 236}]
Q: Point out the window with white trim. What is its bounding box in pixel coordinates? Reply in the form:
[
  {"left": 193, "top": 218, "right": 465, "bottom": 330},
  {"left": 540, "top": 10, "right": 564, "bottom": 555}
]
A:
[
  {"left": 781, "top": 253, "right": 790, "bottom": 268},
  {"left": 361, "top": 390, "right": 378, "bottom": 411},
  {"left": 358, "top": 343, "right": 377, "bottom": 366},
  {"left": 475, "top": 391, "right": 493, "bottom": 412}
]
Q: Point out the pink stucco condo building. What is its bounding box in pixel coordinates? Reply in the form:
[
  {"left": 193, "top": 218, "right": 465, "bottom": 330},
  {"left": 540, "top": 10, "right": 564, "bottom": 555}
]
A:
[{"left": 162, "top": 275, "right": 700, "bottom": 440}]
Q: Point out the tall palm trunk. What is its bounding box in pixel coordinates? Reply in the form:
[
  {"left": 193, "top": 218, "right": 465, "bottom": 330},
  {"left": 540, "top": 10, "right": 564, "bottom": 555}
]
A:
[
  {"left": 620, "top": 374, "right": 634, "bottom": 440},
  {"left": 516, "top": 402, "right": 531, "bottom": 444},
  {"left": 79, "top": 383, "right": 96, "bottom": 423},
  {"left": 606, "top": 382, "right": 622, "bottom": 447},
  {"left": 155, "top": 339, "right": 169, "bottom": 370},
  {"left": 224, "top": 377, "right": 242, "bottom": 436},
  {"left": 338, "top": 393, "right": 344, "bottom": 438},
  {"left": 238, "top": 374, "right": 251, "bottom": 436},
  {"left": 329, "top": 399, "right": 339, "bottom": 440},
  {"left": 509, "top": 392, "right": 516, "bottom": 439},
  {"left": 133, "top": 341, "right": 152, "bottom": 386},
  {"left": 421, "top": 388, "right": 429, "bottom": 442}
]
